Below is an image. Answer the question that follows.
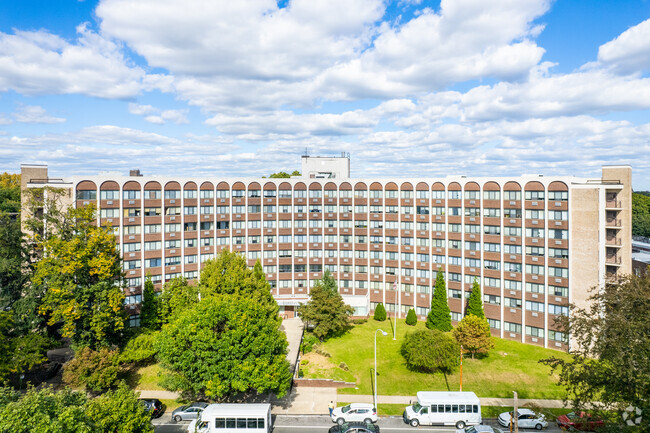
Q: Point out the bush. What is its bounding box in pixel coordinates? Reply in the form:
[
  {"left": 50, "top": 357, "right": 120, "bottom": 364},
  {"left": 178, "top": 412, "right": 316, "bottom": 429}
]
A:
[
  {"left": 339, "top": 362, "right": 349, "bottom": 371},
  {"left": 373, "top": 303, "right": 387, "bottom": 321},
  {"left": 406, "top": 309, "right": 417, "bottom": 326},
  {"left": 119, "top": 330, "right": 158, "bottom": 365},
  {"left": 300, "top": 334, "right": 319, "bottom": 354},
  {"left": 452, "top": 315, "right": 494, "bottom": 359},
  {"left": 401, "top": 329, "right": 459, "bottom": 375},
  {"left": 63, "top": 346, "right": 120, "bottom": 392},
  {"left": 314, "top": 347, "right": 331, "bottom": 357},
  {"left": 352, "top": 318, "right": 367, "bottom": 325}
]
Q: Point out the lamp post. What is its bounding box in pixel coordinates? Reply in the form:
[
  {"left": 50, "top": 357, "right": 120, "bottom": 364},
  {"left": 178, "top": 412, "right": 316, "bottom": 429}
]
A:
[{"left": 374, "top": 328, "right": 388, "bottom": 410}]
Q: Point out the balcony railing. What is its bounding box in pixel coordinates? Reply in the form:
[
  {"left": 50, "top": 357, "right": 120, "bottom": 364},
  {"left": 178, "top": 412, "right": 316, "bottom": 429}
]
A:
[
  {"left": 606, "top": 237, "right": 622, "bottom": 246},
  {"left": 606, "top": 256, "right": 622, "bottom": 265},
  {"left": 606, "top": 200, "right": 622, "bottom": 209},
  {"left": 606, "top": 218, "right": 621, "bottom": 227}
]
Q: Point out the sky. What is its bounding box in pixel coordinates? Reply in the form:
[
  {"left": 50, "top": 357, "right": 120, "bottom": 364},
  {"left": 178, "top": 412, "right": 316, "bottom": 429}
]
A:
[{"left": 1, "top": 0, "right": 649, "bottom": 190}]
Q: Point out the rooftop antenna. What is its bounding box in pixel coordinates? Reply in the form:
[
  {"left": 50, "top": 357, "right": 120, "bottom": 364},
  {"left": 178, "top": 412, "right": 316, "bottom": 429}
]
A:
[{"left": 303, "top": 147, "right": 309, "bottom": 157}]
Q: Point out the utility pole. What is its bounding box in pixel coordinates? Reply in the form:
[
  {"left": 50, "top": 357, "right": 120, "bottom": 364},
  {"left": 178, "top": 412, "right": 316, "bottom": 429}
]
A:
[
  {"left": 513, "top": 391, "right": 519, "bottom": 433},
  {"left": 459, "top": 346, "right": 463, "bottom": 392}
]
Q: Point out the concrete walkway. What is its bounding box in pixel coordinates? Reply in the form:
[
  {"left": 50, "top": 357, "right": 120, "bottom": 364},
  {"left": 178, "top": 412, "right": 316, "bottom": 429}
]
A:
[{"left": 280, "top": 317, "right": 304, "bottom": 375}]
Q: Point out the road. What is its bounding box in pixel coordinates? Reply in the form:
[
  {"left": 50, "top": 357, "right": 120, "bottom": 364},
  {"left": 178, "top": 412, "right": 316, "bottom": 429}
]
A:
[{"left": 153, "top": 415, "right": 565, "bottom": 433}]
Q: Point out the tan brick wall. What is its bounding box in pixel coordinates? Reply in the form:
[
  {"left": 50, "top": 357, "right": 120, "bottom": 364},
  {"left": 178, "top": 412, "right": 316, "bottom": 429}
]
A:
[{"left": 602, "top": 166, "right": 632, "bottom": 275}]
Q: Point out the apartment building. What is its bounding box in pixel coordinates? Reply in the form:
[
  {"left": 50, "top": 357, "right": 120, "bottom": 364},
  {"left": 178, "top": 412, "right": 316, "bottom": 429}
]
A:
[{"left": 20, "top": 157, "right": 632, "bottom": 350}]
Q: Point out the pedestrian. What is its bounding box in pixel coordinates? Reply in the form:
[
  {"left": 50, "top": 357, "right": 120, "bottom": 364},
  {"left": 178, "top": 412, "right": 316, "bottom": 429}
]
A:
[{"left": 328, "top": 400, "right": 335, "bottom": 416}]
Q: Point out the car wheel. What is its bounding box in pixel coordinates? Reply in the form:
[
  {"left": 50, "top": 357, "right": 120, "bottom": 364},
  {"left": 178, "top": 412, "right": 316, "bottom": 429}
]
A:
[
  {"left": 535, "top": 423, "right": 543, "bottom": 430},
  {"left": 410, "top": 419, "right": 419, "bottom": 427},
  {"left": 174, "top": 415, "right": 182, "bottom": 422},
  {"left": 337, "top": 418, "right": 345, "bottom": 425},
  {"left": 456, "top": 421, "right": 466, "bottom": 429},
  {"left": 364, "top": 418, "right": 372, "bottom": 424}
]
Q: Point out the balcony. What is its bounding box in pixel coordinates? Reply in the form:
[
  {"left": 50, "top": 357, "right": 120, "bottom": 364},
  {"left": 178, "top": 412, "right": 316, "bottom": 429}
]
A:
[
  {"left": 606, "top": 255, "right": 621, "bottom": 265},
  {"left": 606, "top": 200, "right": 622, "bottom": 209},
  {"left": 606, "top": 218, "right": 621, "bottom": 228},
  {"left": 606, "top": 237, "right": 622, "bottom": 247}
]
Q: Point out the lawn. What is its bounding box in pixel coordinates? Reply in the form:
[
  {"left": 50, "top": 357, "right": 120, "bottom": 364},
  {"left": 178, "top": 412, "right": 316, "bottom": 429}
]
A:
[
  {"left": 303, "top": 319, "right": 571, "bottom": 399},
  {"left": 124, "top": 363, "right": 165, "bottom": 390}
]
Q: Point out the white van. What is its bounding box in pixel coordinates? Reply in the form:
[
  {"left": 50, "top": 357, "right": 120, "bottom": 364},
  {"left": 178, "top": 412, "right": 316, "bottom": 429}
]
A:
[
  {"left": 187, "top": 403, "right": 272, "bottom": 433},
  {"left": 402, "top": 391, "right": 482, "bottom": 429}
]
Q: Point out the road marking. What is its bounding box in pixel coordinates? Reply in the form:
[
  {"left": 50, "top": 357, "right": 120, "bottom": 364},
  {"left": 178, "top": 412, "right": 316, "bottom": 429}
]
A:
[{"left": 274, "top": 427, "right": 449, "bottom": 431}]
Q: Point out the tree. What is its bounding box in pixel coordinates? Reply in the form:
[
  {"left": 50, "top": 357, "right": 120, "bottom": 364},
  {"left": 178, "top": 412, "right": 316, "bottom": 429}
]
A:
[
  {"left": 373, "top": 303, "right": 386, "bottom": 321},
  {"left": 405, "top": 308, "right": 417, "bottom": 326},
  {"left": 297, "top": 270, "right": 354, "bottom": 341},
  {"left": 263, "top": 171, "right": 300, "bottom": 178},
  {"left": 401, "top": 329, "right": 459, "bottom": 377},
  {"left": 63, "top": 346, "right": 121, "bottom": 392},
  {"left": 540, "top": 272, "right": 650, "bottom": 428},
  {"left": 453, "top": 314, "right": 494, "bottom": 359},
  {"left": 632, "top": 192, "right": 650, "bottom": 237},
  {"left": 465, "top": 278, "right": 485, "bottom": 319},
  {"left": 34, "top": 204, "right": 126, "bottom": 349},
  {"left": 139, "top": 276, "right": 159, "bottom": 330},
  {"left": 158, "top": 276, "right": 198, "bottom": 325},
  {"left": 85, "top": 383, "right": 154, "bottom": 433},
  {"left": 119, "top": 329, "right": 158, "bottom": 365},
  {"left": 199, "top": 251, "right": 275, "bottom": 310},
  {"left": 156, "top": 295, "right": 292, "bottom": 400},
  {"left": 427, "top": 270, "right": 452, "bottom": 331}
]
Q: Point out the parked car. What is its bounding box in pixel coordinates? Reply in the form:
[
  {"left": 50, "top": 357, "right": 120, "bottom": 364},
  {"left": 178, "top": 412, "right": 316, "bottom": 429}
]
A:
[
  {"left": 556, "top": 412, "right": 605, "bottom": 431},
  {"left": 331, "top": 403, "right": 378, "bottom": 425},
  {"left": 498, "top": 408, "right": 548, "bottom": 430},
  {"left": 329, "top": 421, "right": 380, "bottom": 433},
  {"left": 456, "top": 426, "right": 506, "bottom": 433},
  {"left": 139, "top": 398, "right": 164, "bottom": 418},
  {"left": 172, "top": 402, "right": 209, "bottom": 422}
]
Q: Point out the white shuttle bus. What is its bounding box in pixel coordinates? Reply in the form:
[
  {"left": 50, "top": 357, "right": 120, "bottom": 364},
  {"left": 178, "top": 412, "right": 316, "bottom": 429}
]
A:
[
  {"left": 187, "top": 403, "right": 272, "bottom": 433},
  {"left": 402, "top": 391, "right": 481, "bottom": 429}
]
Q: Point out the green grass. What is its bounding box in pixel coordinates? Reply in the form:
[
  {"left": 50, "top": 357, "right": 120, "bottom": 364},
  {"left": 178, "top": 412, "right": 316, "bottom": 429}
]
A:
[
  {"left": 310, "top": 320, "right": 571, "bottom": 399},
  {"left": 124, "top": 363, "right": 164, "bottom": 390}
]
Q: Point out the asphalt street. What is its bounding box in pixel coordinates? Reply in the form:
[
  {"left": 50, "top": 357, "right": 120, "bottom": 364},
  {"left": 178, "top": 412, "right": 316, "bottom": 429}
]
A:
[{"left": 153, "top": 415, "right": 566, "bottom": 433}]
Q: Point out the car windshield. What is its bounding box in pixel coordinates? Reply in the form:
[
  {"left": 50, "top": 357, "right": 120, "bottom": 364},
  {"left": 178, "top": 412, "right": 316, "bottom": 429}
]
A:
[
  {"left": 464, "top": 427, "right": 477, "bottom": 433},
  {"left": 412, "top": 403, "right": 422, "bottom": 413},
  {"left": 342, "top": 405, "right": 351, "bottom": 412}
]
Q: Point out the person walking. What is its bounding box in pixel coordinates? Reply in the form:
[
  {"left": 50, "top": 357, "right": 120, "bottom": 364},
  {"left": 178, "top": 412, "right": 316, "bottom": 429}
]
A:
[{"left": 328, "top": 401, "right": 335, "bottom": 416}]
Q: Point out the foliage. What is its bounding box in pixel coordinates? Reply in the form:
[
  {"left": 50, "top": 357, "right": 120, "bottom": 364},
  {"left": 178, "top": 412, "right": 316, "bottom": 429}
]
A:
[
  {"left": 453, "top": 314, "right": 494, "bottom": 359},
  {"left": 85, "top": 382, "right": 154, "bottom": 433},
  {"left": 34, "top": 204, "right": 126, "bottom": 348},
  {"left": 405, "top": 308, "right": 417, "bottom": 326},
  {"left": 263, "top": 170, "right": 301, "bottom": 178},
  {"left": 199, "top": 252, "right": 275, "bottom": 310},
  {"left": 540, "top": 272, "right": 650, "bottom": 428},
  {"left": 427, "top": 270, "right": 452, "bottom": 331},
  {"left": 63, "top": 346, "right": 121, "bottom": 392},
  {"left": 119, "top": 330, "right": 158, "bottom": 365},
  {"left": 301, "top": 333, "right": 320, "bottom": 354},
  {"left": 158, "top": 276, "right": 198, "bottom": 325},
  {"left": 0, "top": 173, "right": 20, "bottom": 214},
  {"left": 0, "top": 313, "right": 14, "bottom": 380},
  {"left": 139, "top": 276, "right": 159, "bottom": 330},
  {"left": 632, "top": 192, "right": 650, "bottom": 237},
  {"left": 0, "top": 386, "right": 92, "bottom": 433},
  {"left": 465, "top": 278, "right": 485, "bottom": 319},
  {"left": 401, "top": 329, "right": 459, "bottom": 375},
  {"left": 373, "top": 303, "right": 386, "bottom": 321},
  {"left": 298, "top": 270, "right": 354, "bottom": 341},
  {"left": 0, "top": 213, "right": 28, "bottom": 309},
  {"left": 0, "top": 312, "right": 48, "bottom": 380},
  {"left": 156, "top": 295, "right": 292, "bottom": 400}
]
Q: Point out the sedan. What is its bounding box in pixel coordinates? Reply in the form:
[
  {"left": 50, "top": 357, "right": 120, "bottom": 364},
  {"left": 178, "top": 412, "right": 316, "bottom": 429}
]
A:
[
  {"left": 331, "top": 403, "right": 378, "bottom": 425},
  {"left": 329, "top": 421, "right": 380, "bottom": 433},
  {"left": 172, "top": 402, "right": 209, "bottom": 422},
  {"left": 556, "top": 412, "right": 605, "bottom": 431},
  {"left": 498, "top": 408, "right": 548, "bottom": 430},
  {"left": 456, "top": 426, "right": 506, "bottom": 433},
  {"left": 139, "top": 398, "right": 164, "bottom": 418}
]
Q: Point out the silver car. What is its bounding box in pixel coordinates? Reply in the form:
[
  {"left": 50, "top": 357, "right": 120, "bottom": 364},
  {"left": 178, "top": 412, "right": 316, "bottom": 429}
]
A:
[
  {"left": 455, "top": 425, "right": 505, "bottom": 433},
  {"left": 172, "top": 402, "right": 209, "bottom": 422},
  {"left": 331, "top": 403, "right": 378, "bottom": 425}
]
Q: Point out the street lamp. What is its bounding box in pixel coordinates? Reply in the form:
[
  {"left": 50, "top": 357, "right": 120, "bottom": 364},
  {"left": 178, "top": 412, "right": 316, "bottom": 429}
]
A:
[{"left": 374, "top": 328, "right": 388, "bottom": 410}]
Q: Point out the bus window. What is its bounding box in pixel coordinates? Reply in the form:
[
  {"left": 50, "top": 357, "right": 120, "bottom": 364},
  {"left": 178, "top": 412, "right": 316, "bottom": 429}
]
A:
[
  {"left": 445, "top": 405, "right": 451, "bottom": 413},
  {"left": 473, "top": 405, "right": 479, "bottom": 413},
  {"left": 430, "top": 405, "right": 438, "bottom": 413},
  {"left": 452, "top": 405, "right": 458, "bottom": 413},
  {"left": 237, "top": 418, "right": 247, "bottom": 429},
  {"left": 226, "top": 418, "right": 236, "bottom": 428},
  {"left": 215, "top": 418, "right": 226, "bottom": 429},
  {"left": 438, "top": 405, "right": 445, "bottom": 413},
  {"left": 247, "top": 419, "right": 258, "bottom": 428},
  {"left": 459, "top": 405, "right": 466, "bottom": 413}
]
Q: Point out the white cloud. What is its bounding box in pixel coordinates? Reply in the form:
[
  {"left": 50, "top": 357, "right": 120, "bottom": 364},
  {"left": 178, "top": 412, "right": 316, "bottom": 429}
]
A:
[
  {"left": 0, "top": 23, "right": 146, "bottom": 98},
  {"left": 13, "top": 105, "right": 65, "bottom": 123},
  {"left": 0, "top": 114, "right": 12, "bottom": 125},
  {"left": 130, "top": 103, "right": 189, "bottom": 124},
  {"left": 598, "top": 18, "right": 650, "bottom": 74},
  {"left": 128, "top": 103, "right": 157, "bottom": 115}
]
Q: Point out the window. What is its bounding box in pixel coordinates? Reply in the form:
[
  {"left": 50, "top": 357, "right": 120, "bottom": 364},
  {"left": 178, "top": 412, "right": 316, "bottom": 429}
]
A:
[
  {"left": 550, "top": 285, "right": 568, "bottom": 297},
  {"left": 484, "top": 277, "right": 500, "bottom": 288},
  {"left": 504, "top": 226, "right": 522, "bottom": 237},
  {"left": 483, "top": 225, "right": 500, "bottom": 235},
  {"left": 525, "top": 190, "right": 545, "bottom": 200},
  {"left": 526, "top": 282, "right": 544, "bottom": 294},
  {"left": 504, "top": 296, "right": 522, "bottom": 308},
  {"left": 484, "top": 242, "right": 500, "bottom": 252},
  {"left": 464, "top": 190, "right": 479, "bottom": 200},
  {"left": 488, "top": 318, "right": 501, "bottom": 329},
  {"left": 145, "top": 258, "right": 162, "bottom": 268},
  {"left": 483, "top": 191, "right": 500, "bottom": 200},
  {"left": 505, "top": 262, "right": 522, "bottom": 273},
  {"left": 549, "top": 266, "right": 568, "bottom": 278},
  {"left": 549, "top": 248, "right": 569, "bottom": 259},
  {"left": 465, "top": 207, "right": 480, "bottom": 217},
  {"left": 525, "top": 209, "right": 545, "bottom": 219},
  {"left": 526, "top": 301, "right": 544, "bottom": 312},
  {"left": 549, "top": 330, "right": 567, "bottom": 342},
  {"left": 144, "top": 224, "right": 161, "bottom": 233},
  {"left": 448, "top": 207, "right": 461, "bottom": 216},
  {"left": 526, "top": 228, "right": 544, "bottom": 238},
  {"left": 504, "top": 191, "right": 521, "bottom": 201},
  {"left": 465, "top": 224, "right": 480, "bottom": 234},
  {"left": 504, "top": 322, "right": 522, "bottom": 333},
  {"left": 548, "top": 191, "right": 568, "bottom": 201},
  {"left": 165, "top": 223, "right": 180, "bottom": 233},
  {"left": 184, "top": 222, "right": 197, "bottom": 231},
  {"left": 526, "top": 246, "right": 545, "bottom": 256},
  {"left": 164, "top": 190, "right": 181, "bottom": 199},
  {"left": 75, "top": 190, "right": 95, "bottom": 200},
  {"left": 526, "top": 326, "right": 544, "bottom": 338},
  {"left": 448, "top": 190, "right": 461, "bottom": 200},
  {"left": 184, "top": 206, "right": 197, "bottom": 215},
  {"left": 183, "top": 190, "right": 197, "bottom": 199},
  {"left": 123, "top": 260, "right": 141, "bottom": 270},
  {"left": 504, "top": 244, "right": 522, "bottom": 254},
  {"left": 549, "top": 229, "right": 568, "bottom": 240},
  {"left": 504, "top": 208, "right": 522, "bottom": 218},
  {"left": 200, "top": 190, "right": 214, "bottom": 199},
  {"left": 484, "top": 208, "right": 500, "bottom": 217},
  {"left": 549, "top": 304, "right": 569, "bottom": 316},
  {"left": 144, "top": 241, "right": 161, "bottom": 251},
  {"left": 484, "top": 294, "right": 501, "bottom": 305},
  {"left": 465, "top": 241, "right": 480, "bottom": 251},
  {"left": 484, "top": 260, "right": 500, "bottom": 270},
  {"left": 100, "top": 190, "right": 119, "bottom": 200},
  {"left": 465, "top": 258, "right": 481, "bottom": 268},
  {"left": 100, "top": 208, "right": 119, "bottom": 218},
  {"left": 124, "top": 242, "right": 141, "bottom": 252},
  {"left": 504, "top": 279, "right": 521, "bottom": 291},
  {"left": 165, "top": 206, "right": 180, "bottom": 216},
  {"left": 264, "top": 205, "right": 276, "bottom": 213}
]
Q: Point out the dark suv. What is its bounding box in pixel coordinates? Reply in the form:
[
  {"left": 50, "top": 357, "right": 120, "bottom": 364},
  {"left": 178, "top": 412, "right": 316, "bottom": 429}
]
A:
[
  {"left": 329, "top": 422, "right": 380, "bottom": 433},
  {"left": 139, "top": 399, "right": 164, "bottom": 418}
]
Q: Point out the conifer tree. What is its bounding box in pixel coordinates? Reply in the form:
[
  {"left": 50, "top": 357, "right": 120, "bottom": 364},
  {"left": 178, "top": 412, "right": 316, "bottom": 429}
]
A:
[
  {"left": 373, "top": 303, "right": 386, "bottom": 321},
  {"left": 466, "top": 278, "right": 485, "bottom": 319},
  {"left": 426, "top": 270, "right": 452, "bottom": 331},
  {"left": 140, "top": 276, "right": 159, "bottom": 330},
  {"left": 405, "top": 308, "right": 417, "bottom": 326}
]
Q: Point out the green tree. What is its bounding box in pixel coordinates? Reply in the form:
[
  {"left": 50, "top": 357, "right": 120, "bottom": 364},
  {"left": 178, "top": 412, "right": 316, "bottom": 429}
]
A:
[
  {"left": 119, "top": 330, "right": 158, "bottom": 365},
  {"left": 85, "top": 383, "right": 154, "bottom": 433},
  {"left": 63, "top": 346, "right": 121, "bottom": 392},
  {"left": 199, "top": 251, "right": 275, "bottom": 310},
  {"left": 264, "top": 171, "right": 301, "bottom": 178},
  {"left": 405, "top": 308, "right": 417, "bottom": 326},
  {"left": 401, "top": 329, "right": 459, "bottom": 377},
  {"left": 465, "top": 278, "right": 485, "bottom": 319},
  {"left": 139, "top": 276, "right": 159, "bottom": 330},
  {"left": 0, "top": 386, "right": 92, "bottom": 433},
  {"left": 427, "top": 270, "right": 452, "bottom": 331},
  {"left": 156, "top": 295, "right": 292, "bottom": 400},
  {"left": 452, "top": 314, "right": 494, "bottom": 359},
  {"left": 541, "top": 272, "right": 650, "bottom": 428},
  {"left": 0, "top": 173, "right": 20, "bottom": 214},
  {"left": 297, "top": 270, "right": 354, "bottom": 341},
  {"left": 632, "top": 192, "right": 650, "bottom": 237},
  {"left": 158, "top": 276, "right": 198, "bottom": 325},
  {"left": 34, "top": 204, "right": 126, "bottom": 349},
  {"left": 373, "top": 303, "right": 386, "bottom": 321}
]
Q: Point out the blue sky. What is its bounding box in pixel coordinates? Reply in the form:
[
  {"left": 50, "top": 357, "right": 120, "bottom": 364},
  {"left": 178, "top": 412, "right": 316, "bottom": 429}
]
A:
[{"left": 1, "top": 0, "right": 649, "bottom": 189}]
